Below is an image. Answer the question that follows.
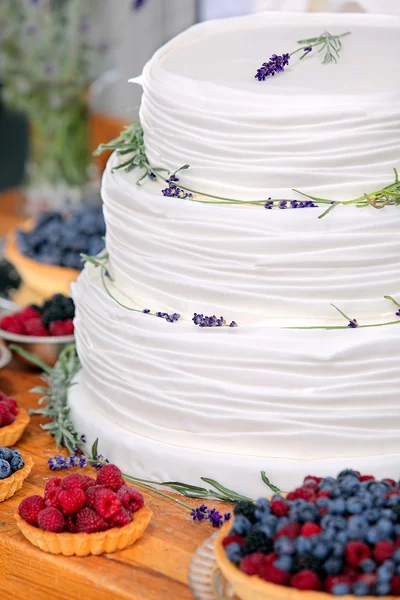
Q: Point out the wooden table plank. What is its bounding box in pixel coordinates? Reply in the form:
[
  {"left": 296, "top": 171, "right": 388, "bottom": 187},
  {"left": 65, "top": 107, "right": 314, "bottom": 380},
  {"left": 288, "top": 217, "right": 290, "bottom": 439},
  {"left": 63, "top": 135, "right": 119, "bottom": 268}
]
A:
[{"left": 0, "top": 358, "right": 228, "bottom": 599}]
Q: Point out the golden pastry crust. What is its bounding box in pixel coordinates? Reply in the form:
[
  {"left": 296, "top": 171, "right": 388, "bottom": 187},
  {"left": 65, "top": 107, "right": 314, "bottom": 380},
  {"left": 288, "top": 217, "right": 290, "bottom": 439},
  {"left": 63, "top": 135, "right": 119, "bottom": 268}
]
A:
[
  {"left": 0, "top": 408, "right": 30, "bottom": 447},
  {"left": 0, "top": 454, "right": 33, "bottom": 503}
]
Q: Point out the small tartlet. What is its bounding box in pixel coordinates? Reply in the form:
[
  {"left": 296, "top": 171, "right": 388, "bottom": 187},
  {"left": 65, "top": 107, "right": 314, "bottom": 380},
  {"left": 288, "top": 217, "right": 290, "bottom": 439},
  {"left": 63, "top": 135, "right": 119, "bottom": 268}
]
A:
[
  {"left": 15, "top": 504, "right": 153, "bottom": 556},
  {"left": 0, "top": 408, "right": 30, "bottom": 447},
  {"left": 0, "top": 454, "right": 33, "bottom": 503}
]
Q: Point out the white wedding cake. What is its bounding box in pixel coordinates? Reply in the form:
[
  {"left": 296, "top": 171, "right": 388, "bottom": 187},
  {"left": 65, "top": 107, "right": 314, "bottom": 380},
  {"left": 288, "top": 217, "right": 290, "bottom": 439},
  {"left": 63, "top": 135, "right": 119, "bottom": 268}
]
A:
[{"left": 70, "top": 12, "right": 400, "bottom": 495}]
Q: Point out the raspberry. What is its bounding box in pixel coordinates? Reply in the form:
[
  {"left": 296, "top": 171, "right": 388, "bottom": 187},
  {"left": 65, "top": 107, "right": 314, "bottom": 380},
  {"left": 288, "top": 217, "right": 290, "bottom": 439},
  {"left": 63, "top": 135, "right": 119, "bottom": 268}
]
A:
[
  {"left": 240, "top": 553, "right": 268, "bottom": 576},
  {"left": 303, "top": 476, "right": 321, "bottom": 488},
  {"left": 343, "top": 565, "right": 359, "bottom": 582},
  {"left": 0, "top": 314, "right": 25, "bottom": 335},
  {"left": 301, "top": 523, "right": 322, "bottom": 537},
  {"left": 373, "top": 540, "right": 394, "bottom": 564},
  {"left": 270, "top": 499, "right": 289, "bottom": 517},
  {"left": 60, "top": 473, "right": 88, "bottom": 491},
  {"left": 80, "top": 475, "right": 96, "bottom": 491},
  {"left": 76, "top": 507, "right": 108, "bottom": 533},
  {"left": 391, "top": 575, "right": 400, "bottom": 595},
  {"left": 24, "top": 318, "right": 49, "bottom": 337},
  {"left": 383, "top": 478, "right": 396, "bottom": 487},
  {"left": 345, "top": 542, "right": 371, "bottom": 568},
  {"left": 116, "top": 485, "right": 144, "bottom": 513},
  {"left": 96, "top": 464, "right": 124, "bottom": 492},
  {"left": 276, "top": 523, "right": 301, "bottom": 538},
  {"left": 265, "top": 552, "right": 278, "bottom": 565},
  {"left": 261, "top": 565, "right": 289, "bottom": 585},
  {"left": 92, "top": 487, "right": 121, "bottom": 519},
  {"left": 86, "top": 485, "right": 105, "bottom": 507},
  {"left": 37, "top": 507, "right": 65, "bottom": 532},
  {"left": 58, "top": 488, "right": 86, "bottom": 515},
  {"left": 45, "top": 476, "right": 62, "bottom": 493},
  {"left": 325, "top": 575, "right": 353, "bottom": 594},
  {"left": 287, "top": 487, "right": 316, "bottom": 503},
  {"left": 222, "top": 534, "right": 245, "bottom": 548},
  {"left": 2, "top": 396, "right": 18, "bottom": 416},
  {"left": 44, "top": 487, "right": 61, "bottom": 509},
  {"left": 18, "top": 495, "right": 46, "bottom": 526},
  {"left": 360, "top": 475, "right": 375, "bottom": 482},
  {"left": 65, "top": 515, "right": 78, "bottom": 533},
  {"left": 49, "top": 319, "right": 74, "bottom": 336},
  {"left": 0, "top": 402, "right": 14, "bottom": 427},
  {"left": 107, "top": 507, "right": 132, "bottom": 528},
  {"left": 20, "top": 307, "right": 41, "bottom": 322},
  {"left": 290, "top": 570, "right": 321, "bottom": 591},
  {"left": 317, "top": 491, "right": 331, "bottom": 498}
]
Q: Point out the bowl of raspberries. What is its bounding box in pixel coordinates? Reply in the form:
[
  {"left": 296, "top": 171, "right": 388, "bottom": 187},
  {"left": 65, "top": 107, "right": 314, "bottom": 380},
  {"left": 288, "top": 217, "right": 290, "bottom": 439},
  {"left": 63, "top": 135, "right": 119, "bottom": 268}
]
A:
[
  {"left": 16, "top": 464, "right": 152, "bottom": 556},
  {"left": 0, "top": 392, "right": 30, "bottom": 447},
  {"left": 215, "top": 470, "right": 400, "bottom": 599},
  {"left": 0, "top": 447, "right": 33, "bottom": 503},
  {"left": 0, "top": 294, "right": 75, "bottom": 367}
]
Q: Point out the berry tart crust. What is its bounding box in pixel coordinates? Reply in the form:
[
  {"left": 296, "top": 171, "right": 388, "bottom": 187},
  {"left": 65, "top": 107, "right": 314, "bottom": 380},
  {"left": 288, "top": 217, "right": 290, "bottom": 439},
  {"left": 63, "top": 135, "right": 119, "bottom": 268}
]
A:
[
  {"left": 214, "top": 523, "right": 397, "bottom": 600},
  {"left": 15, "top": 504, "right": 152, "bottom": 556},
  {"left": 0, "top": 408, "right": 30, "bottom": 447},
  {"left": 0, "top": 454, "right": 33, "bottom": 503}
]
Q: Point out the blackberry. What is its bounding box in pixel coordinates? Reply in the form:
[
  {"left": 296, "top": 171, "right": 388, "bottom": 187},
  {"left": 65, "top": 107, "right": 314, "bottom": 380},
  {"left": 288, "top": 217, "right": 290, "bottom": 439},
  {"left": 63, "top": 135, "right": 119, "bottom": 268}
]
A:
[
  {"left": 292, "top": 553, "right": 324, "bottom": 578},
  {"left": 41, "top": 304, "right": 68, "bottom": 327},
  {"left": 241, "top": 530, "right": 273, "bottom": 556},
  {"left": 234, "top": 501, "right": 257, "bottom": 523},
  {"left": 29, "top": 304, "right": 42, "bottom": 313}
]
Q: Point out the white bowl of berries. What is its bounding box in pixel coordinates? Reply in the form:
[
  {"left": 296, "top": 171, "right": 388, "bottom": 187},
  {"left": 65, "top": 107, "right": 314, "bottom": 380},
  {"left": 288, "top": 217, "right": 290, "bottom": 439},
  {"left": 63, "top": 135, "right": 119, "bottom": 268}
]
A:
[{"left": 0, "top": 295, "right": 75, "bottom": 367}]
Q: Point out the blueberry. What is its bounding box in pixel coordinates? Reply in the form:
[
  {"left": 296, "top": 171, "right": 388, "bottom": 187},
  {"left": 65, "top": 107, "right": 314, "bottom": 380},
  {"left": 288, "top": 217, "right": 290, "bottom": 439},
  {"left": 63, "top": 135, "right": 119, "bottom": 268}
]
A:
[
  {"left": 10, "top": 450, "right": 24, "bottom": 473},
  {"left": 377, "top": 560, "right": 394, "bottom": 582},
  {"left": 320, "top": 528, "right": 337, "bottom": 543},
  {"left": 330, "top": 498, "right": 346, "bottom": 514},
  {"left": 336, "top": 531, "right": 349, "bottom": 545},
  {"left": 258, "top": 525, "right": 276, "bottom": 538},
  {"left": 360, "top": 558, "right": 377, "bottom": 573},
  {"left": 313, "top": 542, "right": 331, "bottom": 560},
  {"left": 274, "top": 555, "right": 292, "bottom": 572},
  {"left": 332, "top": 583, "right": 351, "bottom": 596},
  {"left": 295, "top": 536, "right": 313, "bottom": 554},
  {"left": 364, "top": 508, "right": 381, "bottom": 524},
  {"left": 340, "top": 476, "right": 361, "bottom": 495},
  {"left": 338, "top": 469, "right": 360, "bottom": 480},
  {"left": 381, "top": 509, "right": 397, "bottom": 521},
  {"left": 225, "top": 542, "right": 242, "bottom": 565},
  {"left": 376, "top": 582, "right": 391, "bottom": 596},
  {"left": 348, "top": 515, "right": 368, "bottom": 540},
  {"left": 376, "top": 518, "right": 394, "bottom": 538},
  {"left": 352, "top": 581, "right": 370, "bottom": 596},
  {"left": 366, "top": 526, "right": 378, "bottom": 545},
  {"left": 346, "top": 497, "right": 364, "bottom": 514},
  {"left": 317, "top": 497, "right": 330, "bottom": 508},
  {"left": 299, "top": 504, "right": 319, "bottom": 523},
  {"left": 0, "top": 447, "right": 12, "bottom": 462},
  {"left": 0, "top": 459, "right": 11, "bottom": 479},
  {"left": 231, "top": 516, "right": 252, "bottom": 536},
  {"left": 395, "top": 524, "right": 400, "bottom": 538},
  {"left": 255, "top": 497, "right": 270, "bottom": 512},
  {"left": 331, "top": 542, "right": 345, "bottom": 558},
  {"left": 274, "top": 537, "right": 295, "bottom": 555},
  {"left": 393, "top": 548, "right": 400, "bottom": 564},
  {"left": 324, "top": 557, "right": 343, "bottom": 575},
  {"left": 276, "top": 518, "right": 290, "bottom": 532}
]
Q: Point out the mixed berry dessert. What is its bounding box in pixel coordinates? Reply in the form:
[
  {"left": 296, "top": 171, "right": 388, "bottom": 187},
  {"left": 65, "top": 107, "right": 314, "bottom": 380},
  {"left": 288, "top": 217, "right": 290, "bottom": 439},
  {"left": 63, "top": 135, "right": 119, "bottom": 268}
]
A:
[
  {"left": 217, "top": 471, "right": 400, "bottom": 598},
  {"left": 0, "top": 393, "right": 30, "bottom": 447},
  {"left": 0, "top": 294, "right": 75, "bottom": 337},
  {"left": 16, "top": 464, "right": 152, "bottom": 556},
  {"left": 0, "top": 447, "right": 33, "bottom": 502}
]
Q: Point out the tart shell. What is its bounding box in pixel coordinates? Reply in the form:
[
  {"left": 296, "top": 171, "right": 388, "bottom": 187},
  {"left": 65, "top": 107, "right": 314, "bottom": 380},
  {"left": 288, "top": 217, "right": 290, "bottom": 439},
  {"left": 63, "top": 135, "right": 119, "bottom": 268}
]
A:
[
  {"left": 0, "top": 454, "right": 33, "bottom": 502},
  {"left": 15, "top": 504, "right": 153, "bottom": 556},
  {"left": 214, "top": 523, "right": 395, "bottom": 600},
  {"left": 0, "top": 408, "right": 30, "bottom": 447}
]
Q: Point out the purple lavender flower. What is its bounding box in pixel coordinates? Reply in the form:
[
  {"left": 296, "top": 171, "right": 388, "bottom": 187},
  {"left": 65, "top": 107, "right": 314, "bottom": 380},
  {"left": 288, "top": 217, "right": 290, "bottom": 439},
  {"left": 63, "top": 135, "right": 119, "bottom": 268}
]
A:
[
  {"left": 132, "top": 0, "right": 147, "bottom": 9},
  {"left": 192, "top": 313, "right": 226, "bottom": 327},
  {"left": 347, "top": 319, "right": 358, "bottom": 329},
  {"left": 148, "top": 172, "right": 157, "bottom": 180},
  {"left": 48, "top": 454, "right": 87, "bottom": 470},
  {"left": 396, "top": 309, "right": 400, "bottom": 317},
  {"left": 191, "top": 505, "right": 231, "bottom": 527},
  {"left": 156, "top": 311, "right": 181, "bottom": 323},
  {"left": 162, "top": 174, "right": 193, "bottom": 200},
  {"left": 191, "top": 504, "right": 208, "bottom": 522},
  {"left": 80, "top": 434, "right": 87, "bottom": 444},
  {"left": 143, "top": 308, "right": 151, "bottom": 314},
  {"left": 229, "top": 321, "right": 238, "bottom": 328},
  {"left": 255, "top": 53, "right": 290, "bottom": 81}
]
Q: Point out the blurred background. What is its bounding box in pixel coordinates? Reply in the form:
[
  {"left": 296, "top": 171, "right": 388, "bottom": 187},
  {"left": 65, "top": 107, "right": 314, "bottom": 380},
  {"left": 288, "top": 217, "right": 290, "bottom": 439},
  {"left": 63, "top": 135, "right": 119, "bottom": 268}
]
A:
[{"left": 0, "top": 0, "right": 399, "bottom": 304}]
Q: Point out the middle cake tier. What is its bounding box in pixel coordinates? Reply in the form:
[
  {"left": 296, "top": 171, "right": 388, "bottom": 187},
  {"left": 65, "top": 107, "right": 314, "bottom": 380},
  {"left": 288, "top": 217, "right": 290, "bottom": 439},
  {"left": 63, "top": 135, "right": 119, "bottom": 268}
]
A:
[{"left": 102, "top": 159, "right": 400, "bottom": 325}]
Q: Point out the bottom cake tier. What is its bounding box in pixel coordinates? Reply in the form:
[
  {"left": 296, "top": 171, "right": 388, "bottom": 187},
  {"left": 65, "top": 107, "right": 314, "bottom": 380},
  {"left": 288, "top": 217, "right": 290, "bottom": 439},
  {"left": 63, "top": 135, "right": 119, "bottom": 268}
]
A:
[{"left": 70, "top": 264, "right": 400, "bottom": 495}]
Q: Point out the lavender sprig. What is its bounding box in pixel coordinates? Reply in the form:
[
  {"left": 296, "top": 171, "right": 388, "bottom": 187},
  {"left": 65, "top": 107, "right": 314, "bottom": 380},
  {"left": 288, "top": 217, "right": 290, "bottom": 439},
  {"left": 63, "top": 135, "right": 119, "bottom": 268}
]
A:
[
  {"left": 191, "top": 505, "right": 231, "bottom": 528},
  {"left": 192, "top": 313, "right": 238, "bottom": 328}
]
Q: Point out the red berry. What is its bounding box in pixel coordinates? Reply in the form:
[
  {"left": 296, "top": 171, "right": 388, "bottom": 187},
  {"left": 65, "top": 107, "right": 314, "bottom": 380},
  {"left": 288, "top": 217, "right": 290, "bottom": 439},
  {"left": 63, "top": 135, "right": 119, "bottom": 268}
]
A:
[
  {"left": 387, "top": 490, "right": 400, "bottom": 500},
  {"left": 65, "top": 515, "right": 78, "bottom": 533},
  {"left": 24, "top": 318, "right": 49, "bottom": 337},
  {"left": 37, "top": 507, "right": 65, "bottom": 532},
  {"left": 301, "top": 523, "right": 322, "bottom": 537},
  {"left": 96, "top": 464, "right": 124, "bottom": 492},
  {"left": 318, "top": 490, "right": 331, "bottom": 498},
  {"left": 355, "top": 573, "right": 376, "bottom": 587},
  {"left": 359, "top": 475, "right": 375, "bottom": 482},
  {"left": 264, "top": 552, "right": 278, "bottom": 565},
  {"left": 303, "top": 476, "right": 321, "bottom": 489},
  {"left": 116, "top": 485, "right": 144, "bottom": 513},
  {"left": 2, "top": 396, "right": 18, "bottom": 416},
  {"left": 240, "top": 553, "right": 268, "bottom": 576},
  {"left": 343, "top": 565, "right": 359, "bottom": 582},
  {"left": 76, "top": 507, "right": 108, "bottom": 533},
  {"left": 276, "top": 523, "right": 301, "bottom": 538},
  {"left": 290, "top": 570, "right": 321, "bottom": 591},
  {"left": 0, "top": 402, "right": 15, "bottom": 427},
  {"left": 20, "top": 307, "right": 41, "bottom": 322},
  {"left": 92, "top": 487, "right": 121, "bottom": 519},
  {"left": 107, "top": 507, "right": 132, "bottom": 528},
  {"left": 345, "top": 541, "right": 371, "bottom": 568},
  {"left": 60, "top": 473, "right": 88, "bottom": 491},
  {"left": 18, "top": 495, "right": 46, "bottom": 526},
  {"left": 58, "top": 488, "right": 87, "bottom": 515},
  {"left": 261, "top": 565, "right": 289, "bottom": 586},
  {"left": 80, "top": 475, "right": 96, "bottom": 491},
  {"left": 45, "top": 477, "right": 62, "bottom": 493},
  {"left": 270, "top": 499, "right": 289, "bottom": 517},
  {"left": 325, "top": 575, "right": 353, "bottom": 593},
  {"left": 44, "top": 487, "right": 61, "bottom": 509},
  {"left": 287, "top": 487, "right": 316, "bottom": 503},
  {"left": 222, "top": 534, "right": 245, "bottom": 548},
  {"left": 374, "top": 540, "right": 394, "bottom": 564},
  {"left": 0, "top": 314, "right": 25, "bottom": 335},
  {"left": 49, "top": 319, "right": 74, "bottom": 337},
  {"left": 86, "top": 485, "right": 105, "bottom": 508},
  {"left": 383, "top": 478, "right": 396, "bottom": 487},
  {"left": 394, "top": 537, "right": 400, "bottom": 550},
  {"left": 391, "top": 575, "right": 400, "bottom": 595}
]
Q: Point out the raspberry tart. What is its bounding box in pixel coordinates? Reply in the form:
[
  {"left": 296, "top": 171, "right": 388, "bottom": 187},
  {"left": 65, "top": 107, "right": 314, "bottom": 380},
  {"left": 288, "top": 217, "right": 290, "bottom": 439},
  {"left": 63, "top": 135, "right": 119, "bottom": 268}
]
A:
[
  {"left": 0, "top": 448, "right": 33, "bottom": 502},
  {"left": 15, "top": 464, "right": 152, "bottom": 556},
  {"left": 0, "top": 392, "right": 30, "bottom": 447},
  {"left": 215, "top": 471, "right": 400, "bottom": 599}
]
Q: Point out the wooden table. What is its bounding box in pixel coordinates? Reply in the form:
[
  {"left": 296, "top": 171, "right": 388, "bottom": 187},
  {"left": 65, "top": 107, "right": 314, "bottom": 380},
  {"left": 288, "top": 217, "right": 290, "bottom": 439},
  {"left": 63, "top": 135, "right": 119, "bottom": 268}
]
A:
[{"left": 0, "top": 358, "right": 228, "bottom": 600}]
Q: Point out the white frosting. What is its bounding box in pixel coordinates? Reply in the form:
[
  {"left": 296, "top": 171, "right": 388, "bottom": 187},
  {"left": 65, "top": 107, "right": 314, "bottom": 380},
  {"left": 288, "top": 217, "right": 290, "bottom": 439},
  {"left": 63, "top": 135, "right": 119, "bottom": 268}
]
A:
[
  {"left": 72, "top": 265, "right": 400, "bottom": 466},
  {"left": 104, "top": 158, "right": 400, "bottom": 324},
  {"left": 139, "top": 12, "right": 400, "bottom": 201}
]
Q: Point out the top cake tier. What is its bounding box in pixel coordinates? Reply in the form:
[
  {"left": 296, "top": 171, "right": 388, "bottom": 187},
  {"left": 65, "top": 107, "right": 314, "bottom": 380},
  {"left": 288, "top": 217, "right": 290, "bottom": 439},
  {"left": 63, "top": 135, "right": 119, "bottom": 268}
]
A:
[{"left": 138, "top": 12, "right": 400, "bottom": 201}]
